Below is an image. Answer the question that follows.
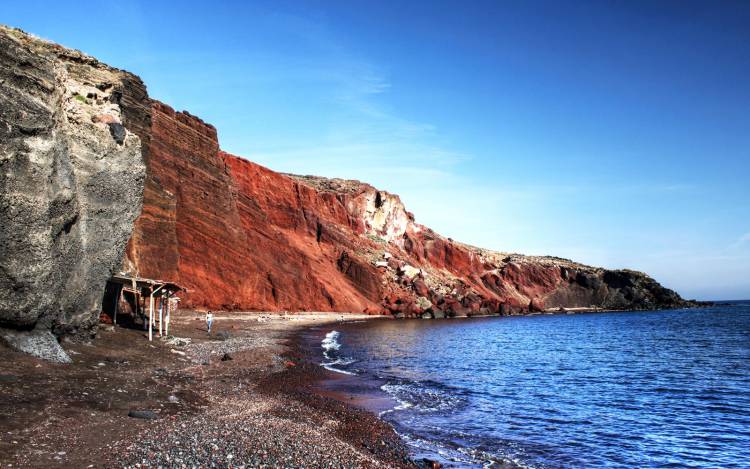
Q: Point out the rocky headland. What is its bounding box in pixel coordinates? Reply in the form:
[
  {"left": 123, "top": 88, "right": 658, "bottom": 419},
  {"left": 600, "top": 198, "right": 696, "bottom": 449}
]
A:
[
  {"left": 0, "top": 25, "right": 702, "bottom": 355},
  {"left": 123, "top": 90, "right": 701, "bottom": 320}
]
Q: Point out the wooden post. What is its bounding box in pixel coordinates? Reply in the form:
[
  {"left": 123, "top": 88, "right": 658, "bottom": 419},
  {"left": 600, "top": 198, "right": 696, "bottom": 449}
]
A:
[
  {"left": 113, "top": 286, "right": 121, "bottom": 326},
  {"left": 131, "top": 278, "right": 138, "bottom": 326},
  {"left": 150, "top": 284, "right": 166, "bottom": 337},
  {"left": 148, "top": 291, "right": 154, "bottom": 342},
  {"left": 158, "top": 295, "right": 163, "bottom": 337},
  {"left": 165, "top": 294, "right": 171, "bottom": 336}
]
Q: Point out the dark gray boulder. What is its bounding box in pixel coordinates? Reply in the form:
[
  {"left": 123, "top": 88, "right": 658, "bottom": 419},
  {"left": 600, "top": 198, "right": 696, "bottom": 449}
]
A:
[
  {"left": 128, "top": 410, "right": 158, "bottom": 420},
  {"left": 0, "top": 329, "right": 71, "bottom": 363}
]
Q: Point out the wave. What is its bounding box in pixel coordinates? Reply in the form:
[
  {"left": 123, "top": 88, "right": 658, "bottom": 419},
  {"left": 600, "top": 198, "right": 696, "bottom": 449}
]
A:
[
  {"left": 380, "top": 378, "right": 468, "bottom": 414},
  {"left": 321, "top": 330, "right": 341, "bottom": 353},
  {"left": 392, "top": 423, "right": 535, "bottom": 468},
  {"left": 321, "top": 362, "right": 357, "bottom": 375},
  {"left": 378, "top": 378, "right": 538, "bottom": 467},
  {"left": 320, "top": 330, "right": 357, "bottom": 375}
]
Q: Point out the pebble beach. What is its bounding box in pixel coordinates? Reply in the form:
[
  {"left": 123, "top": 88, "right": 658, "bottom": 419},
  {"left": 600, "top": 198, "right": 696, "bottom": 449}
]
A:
[{"left": 0, "top": 312, "right": 416, "bottom": 468}]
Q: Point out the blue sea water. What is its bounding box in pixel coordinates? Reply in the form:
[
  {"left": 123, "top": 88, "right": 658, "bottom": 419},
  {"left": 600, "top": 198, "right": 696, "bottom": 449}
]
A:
[{"left": 313, "top": 304, "right": 750, "bottom": 468}]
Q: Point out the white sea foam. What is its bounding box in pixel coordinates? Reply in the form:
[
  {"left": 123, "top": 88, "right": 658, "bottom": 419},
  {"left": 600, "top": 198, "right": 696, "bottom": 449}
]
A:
[
  {"left": 321, "top": 362, "right": 357, "bottom": 375},
  {"left": 321, "top": 330, "right": 341, "bottom": 352},
  {"left": 393, "top": 425, "right": 532, "bottom": 469},
  {"left": 320, "top": 330, "right": 357, "bottom": 375},
  {"left": 380, "top": 381, "right": 464, "bottom": 413},
  {"left": 381, "top": 383, "right": 416, "bottom": 410}
]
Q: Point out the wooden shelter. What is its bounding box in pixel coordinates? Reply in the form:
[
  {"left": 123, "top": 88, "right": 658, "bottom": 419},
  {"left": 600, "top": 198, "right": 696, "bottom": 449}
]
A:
[{"left": 103, "top": 274, "right": 184, "bottom": 341}]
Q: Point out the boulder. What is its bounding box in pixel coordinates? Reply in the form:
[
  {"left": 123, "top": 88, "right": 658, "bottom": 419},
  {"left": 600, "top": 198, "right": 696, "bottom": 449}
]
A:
[
  {"left": 412, "top": 279, "right": 430, "bottom": 298},
  {"left": 529, "top": 298, "right": 545, "bottom": 312},
  {"left": 387, "top": 257, "right": 402, "bottom": 270},
  {"left": 398, "top": 264, "right": 421, "bottom": 280},
  {"left": 128, "top": 410, "right": 158, "bottom": 420},
  {"left": 415, "top": 296, "right": 433, "bottom": 310},
  {"left": 0, "top": 329, "right": 71, "bottom": 363}
]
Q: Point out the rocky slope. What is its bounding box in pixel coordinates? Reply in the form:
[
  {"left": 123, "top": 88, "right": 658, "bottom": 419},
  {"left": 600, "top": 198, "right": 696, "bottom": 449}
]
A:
[
  {"left": 123, "top": 106, "right": 698, "bottom": 316},
  {"left": 0, "top": 26, "right": 698, "bottom": 355},
  {"left": 0, "top": 26, "right": 147, "bottom": 358}
]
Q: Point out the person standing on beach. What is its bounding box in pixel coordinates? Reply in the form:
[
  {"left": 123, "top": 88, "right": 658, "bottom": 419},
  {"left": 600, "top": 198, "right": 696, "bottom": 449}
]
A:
[{"left": 206, "top": 311, "right": 213, "bottom": 334}]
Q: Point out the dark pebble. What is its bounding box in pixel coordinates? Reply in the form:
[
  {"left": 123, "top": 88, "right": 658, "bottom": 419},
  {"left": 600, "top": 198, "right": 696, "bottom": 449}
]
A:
[{"left": 128, "top": 410, "right": 158, "bottom": 420}]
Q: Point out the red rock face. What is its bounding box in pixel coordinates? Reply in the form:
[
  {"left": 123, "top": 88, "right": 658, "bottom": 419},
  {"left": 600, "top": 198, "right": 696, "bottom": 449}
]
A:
[
  {"left": 124, "top": 103, "right": 381, "bottom": 312},
  {"left": 124, "top": 101, "right": 694, "bottom": 316}
]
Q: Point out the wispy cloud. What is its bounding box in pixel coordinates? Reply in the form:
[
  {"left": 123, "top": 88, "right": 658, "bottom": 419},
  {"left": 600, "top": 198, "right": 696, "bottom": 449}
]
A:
[
  {"left": 220, "top": 12, "right": 469, "bottom": 189},
  {"left": 730, "top": 232, "right": 750, "bottom": 249}
]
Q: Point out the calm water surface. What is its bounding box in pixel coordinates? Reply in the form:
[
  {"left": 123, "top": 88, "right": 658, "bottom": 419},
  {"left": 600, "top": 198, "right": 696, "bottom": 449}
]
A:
[{"left": 311, "top": 304, "right": 750, "bottom": 468}]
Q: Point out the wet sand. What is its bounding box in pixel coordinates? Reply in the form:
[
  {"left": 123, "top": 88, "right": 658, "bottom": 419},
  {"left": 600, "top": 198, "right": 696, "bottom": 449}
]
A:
[{"left": 0, "top": 311, "right": 416, "bottom": 468}]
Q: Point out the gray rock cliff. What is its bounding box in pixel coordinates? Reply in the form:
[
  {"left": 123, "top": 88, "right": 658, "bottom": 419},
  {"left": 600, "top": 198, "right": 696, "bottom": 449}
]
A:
[{"left": 0, "top": 26, "right": 148, "bottom": 359}]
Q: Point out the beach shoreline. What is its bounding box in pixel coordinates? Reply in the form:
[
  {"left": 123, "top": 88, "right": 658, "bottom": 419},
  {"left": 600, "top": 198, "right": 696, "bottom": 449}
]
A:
[{"left": 0, "top": 311, "right": 418, "bottom": 468}]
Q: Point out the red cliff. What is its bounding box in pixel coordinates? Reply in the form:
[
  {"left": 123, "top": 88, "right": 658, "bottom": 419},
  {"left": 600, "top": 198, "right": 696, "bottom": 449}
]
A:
[{"left": 123, "top": 101, "right": 695, "bottom": 316}]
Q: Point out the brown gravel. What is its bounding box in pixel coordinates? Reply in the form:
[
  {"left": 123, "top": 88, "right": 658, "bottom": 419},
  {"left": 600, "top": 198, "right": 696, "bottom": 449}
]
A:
[{"left": 0, "top": 312, "right": 416, "bottom": 468}]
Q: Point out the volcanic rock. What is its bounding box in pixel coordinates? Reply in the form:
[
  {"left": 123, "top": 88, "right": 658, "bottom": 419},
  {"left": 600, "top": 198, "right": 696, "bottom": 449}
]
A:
[
  {"left": 412, "top": 279, "right": 430, "bottom": 298},
  {"left": 128, "top": 410, "right": 158, "bottom": 420},
  {"left": 0, "top": 329, "right": 71, "bottom": 363},
  {"left": 122, "top": 107, "right": 699, "bottom": 315},
  {"left": 0, "top": 26, "right": 146, "bottom": 343}
]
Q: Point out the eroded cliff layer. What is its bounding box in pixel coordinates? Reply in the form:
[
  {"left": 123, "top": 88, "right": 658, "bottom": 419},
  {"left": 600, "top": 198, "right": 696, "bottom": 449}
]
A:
[
  {"left": 122, "top": 104, "right": 382, "bottom": 312},
  {"left": 124, "top": 102, "right": 695, "bottom": 316},
  {"left": 0, "top": 26, "right": 147, "bottom": 357}
]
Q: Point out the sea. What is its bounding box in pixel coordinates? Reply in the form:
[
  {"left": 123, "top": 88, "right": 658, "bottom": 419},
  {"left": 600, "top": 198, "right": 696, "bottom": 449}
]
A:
[{"left": 306, "top": 303, "right": 750, "bottom": 468}]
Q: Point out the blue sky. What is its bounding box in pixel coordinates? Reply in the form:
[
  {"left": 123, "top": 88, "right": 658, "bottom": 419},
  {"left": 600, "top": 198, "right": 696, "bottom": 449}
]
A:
[{"left": 3, "top": 1, "right": 749, "bottom": 300}]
